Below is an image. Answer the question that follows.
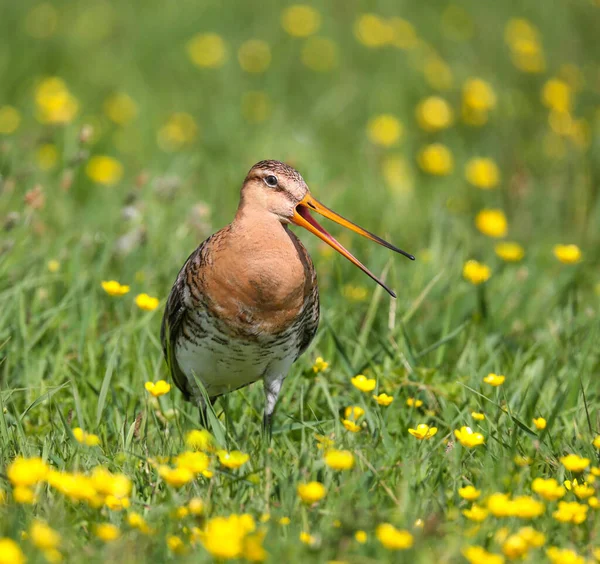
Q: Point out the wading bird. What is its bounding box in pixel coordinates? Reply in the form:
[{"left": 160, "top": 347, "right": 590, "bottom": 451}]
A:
[{"left": 161, "top": 160, "right": 414, "bottom": 435}]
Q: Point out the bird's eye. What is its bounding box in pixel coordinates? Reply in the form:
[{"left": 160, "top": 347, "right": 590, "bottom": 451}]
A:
[{"left": 264, "top": 175, "right": 278, "bottom": 187}]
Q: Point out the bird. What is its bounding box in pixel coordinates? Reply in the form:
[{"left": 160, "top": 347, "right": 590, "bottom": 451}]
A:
[{"left": 161, "top": 160, "right": 414, "bottom": 436}]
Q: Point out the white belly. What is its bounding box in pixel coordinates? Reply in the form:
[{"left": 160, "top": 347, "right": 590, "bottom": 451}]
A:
[{"left": 175, "top": 314, "right": 299, "bottom": 399}]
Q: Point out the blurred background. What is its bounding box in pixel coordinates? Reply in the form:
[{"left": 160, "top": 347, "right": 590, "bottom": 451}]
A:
[{"left": 1, "top": 0, "right": 599, "bottom": 358}]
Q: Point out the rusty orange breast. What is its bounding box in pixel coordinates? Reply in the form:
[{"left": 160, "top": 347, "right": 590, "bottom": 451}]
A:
[{"left": 193, "top": 216, "right": 316, "bottom": 338}]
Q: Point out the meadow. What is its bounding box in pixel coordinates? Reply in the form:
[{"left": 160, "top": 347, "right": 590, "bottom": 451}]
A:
[{"left": 1, "top": 0, "right": 599, "bottom": 562}]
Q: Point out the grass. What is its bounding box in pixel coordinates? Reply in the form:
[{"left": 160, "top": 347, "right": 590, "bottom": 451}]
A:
[{"left": 1, "top": 0, "right": 599, "bottom": 562}]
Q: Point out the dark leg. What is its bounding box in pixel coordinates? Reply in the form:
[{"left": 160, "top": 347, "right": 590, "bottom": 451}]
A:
[
  {"left": 263, "top": 376, "right": 283, "bottom": 442},
  {"left": 262, "top": 412, "right": 273, "bottom": 442}
]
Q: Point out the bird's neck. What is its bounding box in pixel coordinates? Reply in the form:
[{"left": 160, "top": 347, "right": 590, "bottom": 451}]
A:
[{"left": 232, "top": 204, "right": 290, "bottom": 242}]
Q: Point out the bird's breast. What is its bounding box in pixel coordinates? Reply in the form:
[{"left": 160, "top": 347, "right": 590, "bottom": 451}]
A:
[{"left": 198, "top": 226, "right": 316, "bottom": 339}]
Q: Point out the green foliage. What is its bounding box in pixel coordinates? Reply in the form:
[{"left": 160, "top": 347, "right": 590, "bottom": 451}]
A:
[{"left": 0, "top": 0, "right": 599, "bottom": 562}]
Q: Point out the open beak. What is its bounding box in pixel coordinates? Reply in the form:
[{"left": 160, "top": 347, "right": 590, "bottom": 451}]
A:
[{"left": 292, "top": 193, "right": 415, "bottom": 298}]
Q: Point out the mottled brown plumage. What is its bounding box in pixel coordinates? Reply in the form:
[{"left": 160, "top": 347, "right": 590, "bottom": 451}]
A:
[{"left": 161, "top": 160, "right": 413, "bottom": 434}]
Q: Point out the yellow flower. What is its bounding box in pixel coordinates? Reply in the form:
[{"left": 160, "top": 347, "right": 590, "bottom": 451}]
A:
[
  {"left": 30, "top": 521, "right": 60, "bottom": 551},
  {"left": 217, "top": 450, "right": 249, "bottom": 469},
  {"left": 301, "top": 37, "right": 338, "bottom": 72},
  {"left": 459, "top": 485, "right": 482, "bottom": 501},
  {"left": 593, "top": 436, "right": 600, "bottom": 449},
  {"left": 342, "top": 284, "right": 369, "bottom": 301},
  {"left": 423, "top": 55, "right": 454, "bottom": 91},
  {"left": 552, "top": 501, "right": 588, "bottom": 524},
  {"left": 560, "top": 454, "right": 590, "bottom": 473},
  {"left": 381, "top": 155, "right": 414, "bottom": 195},
  {"left": 546, "top": 547, "right": 585, "bottom": 564},
  {"left": 515, "top": 455, "right": 533, "bottom": 467},
  {"left": 188, "top": 498, "right": 204, "bottom": 515},
  {"left": 187, "top": 33, "right": 227, "bottom": 68},
  {"left": 532, "top": 417, "right": 546, "bottom": 430},
  {"left": 572, "top": 482, "right": 594, "bottom": 499},
  {"left": 502, "top": 535, "right": 528, "bottom": 560},
  {"left": 462, "top": 504, "right": 488, "bottom": 522},
  {"left": 344, "top": 406, "right": 365, "bottom": 420},
  {"left": 103, "top": 93, "right": 138, "bottom": 125},
  {"left": 36, "top": 144, "right": 59, "bottom": 170},
  {"left": 7, "top": 457, "right": 49, "bottom": 487},
  {"left": 241, "top": 91, "right": 271, "bottom": 124},
  {"left": 86, "top": 156, "right": 123, "bottom": 185},
  {"left": 243, "top": 531, "right": 267, "bottom": 561},
  {"left": 101, "top": 280, "right": 130, "bottom": 296},
  {"left": 375, "top": 523, "right": 413, "bottom": 550},
  {"left": 175, "top": 451, "right": 210, "bottom": 474},
  {"left": 135, "top": 293, "right": 160, "bottom": 311},
  {"left": 454, "top": 426, "right": 485, "bottom": 448},
  {"left": 511, "top": 496, "right": 544, "bottom": 518},
  {"left": 406, "top": 398, "right": 423, "bottom": 408},
  {"left": 297, "top": 481, "right": 326, "bottom": 504},
  {"left": 72, "top": 428, "right": 101, "bottom": 446},
  {"left": 0, "top": 105, "right": 21, "bottom": 134},
  {"left": 354, "top": 14, "right": 393, "bottom": 47},
  {"left": 542, "top": 79, "right": 572, "bottom": 113},
  {"left": 517, "top": 527, "right": 545, "bottom": 548},
  {"left": 351, "top": 374, "right": 376, "bottom": 392},
  {"left": 504, "top": 19, "right": 545, "bottom": 73},
  {"left": 463, "top": 78, "right": 497, "bottom": 111},
  {"left": 475, "top": 209, "right": 508, "bottom": 238},
  {"left": 278, "top": 517, "right": 291, "bottom": 526},
  {"left": 465, "top": 158, "right": 500, "bottom": 189},
  {"left": 463, "top": 546, "right": 504, "bottom": 564},
  {"left": 145, "top": 380, "right": 171, "bottom": 397},
  {"left": 416, "top": 96, "right": 453, "bottom": 132},
  {"left": 342, "top": 419, "right": 361, "bottom": 433},
  {"left": 532, "top": 478, "right": 566, "bottom": 501},
  {"left": 167, "top": 535, "right": 186, "bottom": 555},
  {"left": 354, "top": 530, "right": 367, "bottom": 544},
  {"left": 198, "top": 514, "right": 256, "bottom": 559},
  {"left": 238, "top": 40, "right": 271, "bottom": 73},
  {"left": 0, "top": 539, "right": 26, "bottom": 564},
  {"left": 417, "top": 143, "right": 453, "bottom": 175},
  {"left": 299, "top": 531, "right": 316, "bottom": 546},
  {"left": 588, "top": 496, "right": 599, "bottom": 508},
  {"left": 324, "top": 449, "right": 354, "bottom": 471},
  {"left": 312, "top": 357, "right": 329, "bottom": 373},
  {"left": 90, "top": 467, "right": 131, "bottom": 499},
  {"left": 408, "top": 424, "right": 438, "bottom": 440},
  {"left": 471, "top": 412, "right": 485, "bottom": 421},
  {"left": 281, "top": 5, "right": 321, "bottom": 37},
  {"left": 463, "top": 260, "right": 491, "bottom": 285},
  {"left": 185, "top": 429, "right": 215, "bottom": 451},
  {"left": 35, "top": 77, "right": 79, "bottom": 124},
  {"left": 47, "top": 259, "right": 60, "bottom": 273},
  {"left": 483, "top": 373, "right": 505, "bottom": 386},
  {"left": 367, "top": 114, "right": 402, "bottom": 147},
  {"left": 157, "top": 112, "right": 198, "bottom": 151},
  {"left": 495, "top": 242, "right": 525, "bottom": 262},
  {"left": 94, "top": 523, "right": 120, "bottom": 542},
  {"left": 553, "top": 244, "right": 582, "bottom": 264},
  {"left": 158, "top": 465, "right": 194, "bottom": 487},
  {"left": 373, "top": 393, "right": 393, "bottom": 406},
  {"left": 389, "top": 17, "right": 418, "bottom": 50},
  {"left": 127, "top": 512, "right": 150, "bottom": 534},
  {"left": 14, "top": 486, "right": 37, "bottom": 504}
]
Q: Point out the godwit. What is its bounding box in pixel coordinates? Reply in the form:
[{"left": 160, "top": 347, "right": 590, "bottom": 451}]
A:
[{"left": 161, "top": 160, "right": 414, "bottom": 434}]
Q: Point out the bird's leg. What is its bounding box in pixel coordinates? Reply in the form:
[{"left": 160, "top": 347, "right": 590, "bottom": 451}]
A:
[{"left": 262, "top": 375, "right": 284, "bottom": 442}]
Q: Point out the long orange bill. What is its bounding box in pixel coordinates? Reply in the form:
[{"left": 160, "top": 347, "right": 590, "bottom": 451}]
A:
[{"left": 292, "top": 193, "right": 415, "bottom": 298}]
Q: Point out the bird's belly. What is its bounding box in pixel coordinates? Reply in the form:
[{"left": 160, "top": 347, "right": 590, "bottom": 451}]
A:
[{"left": 175, "top": 313, "right": 300, "bottom": 398}]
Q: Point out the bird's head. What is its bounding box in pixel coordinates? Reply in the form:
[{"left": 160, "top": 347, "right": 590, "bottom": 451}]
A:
[{"left": 239, "top": 160, "right": 414, "bottom": 297}]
